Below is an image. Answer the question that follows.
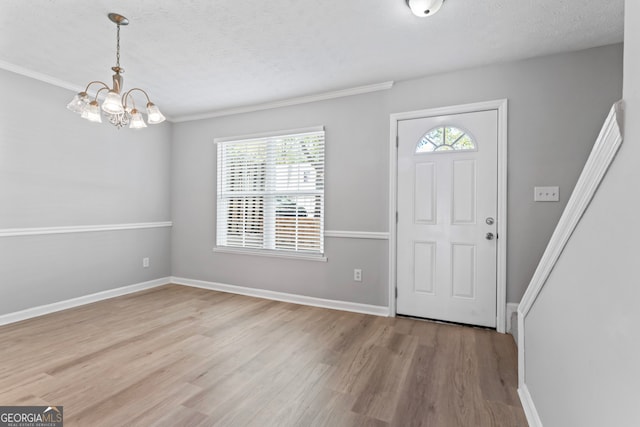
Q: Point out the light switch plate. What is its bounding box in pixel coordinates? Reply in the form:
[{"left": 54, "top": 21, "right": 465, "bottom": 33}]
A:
[{"left": 534, "top": 186, "right": 559, "bottom": 202}]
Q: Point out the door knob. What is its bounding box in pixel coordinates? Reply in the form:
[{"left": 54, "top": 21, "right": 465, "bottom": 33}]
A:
[{"left": 486, "top": 232, "right": 495, "bottom": 240}]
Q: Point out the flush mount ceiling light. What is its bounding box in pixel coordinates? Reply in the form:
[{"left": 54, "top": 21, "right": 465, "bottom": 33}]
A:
[
  {"left": 406, "top": 0, "right": 445, "bottom": 17},
  {"left": 67, "top": 13, "right": 165, "bottom": 129}
]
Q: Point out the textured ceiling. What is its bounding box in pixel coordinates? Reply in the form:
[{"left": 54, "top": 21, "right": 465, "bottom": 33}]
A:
[{"left": 0, "top": 0, "right": 624, "bottom": 119}]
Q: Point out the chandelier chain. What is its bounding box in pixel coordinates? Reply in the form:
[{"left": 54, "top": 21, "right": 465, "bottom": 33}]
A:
[{"left": 116, "top": 24, "right": 120, "bottom": 69}]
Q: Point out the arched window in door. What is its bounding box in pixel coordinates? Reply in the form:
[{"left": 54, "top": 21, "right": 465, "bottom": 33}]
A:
[{"left": 416, "top": 126, "right": 476, "bottom": 153}]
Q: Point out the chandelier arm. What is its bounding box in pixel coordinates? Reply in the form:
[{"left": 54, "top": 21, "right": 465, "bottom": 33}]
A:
[
  {"left": 122, "top": 88, "right": 152, "bottom": 109},
  {"left": 122, "top": 91, "right": 137, "bottom": 110},
  {"left": 93, "top": 86, "right": 110, "bottom": 101},
  {"left": 83, "top": 81, "right": 111, "bottom": 94}
]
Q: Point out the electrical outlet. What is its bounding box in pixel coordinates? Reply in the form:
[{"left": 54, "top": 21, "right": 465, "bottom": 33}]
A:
[
  {"left": 354, "top": 269, "right": 362, "bottom": 282},
  {"left": 534, "top": 186, "right": 559, "bottom": 202},
  {"left": 143, "top": 257, "right": 150, "bottom": 268}
]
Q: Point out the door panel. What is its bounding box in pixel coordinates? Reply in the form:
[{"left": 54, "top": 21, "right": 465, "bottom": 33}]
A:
[
  {"left": 414, "top": 241, "right": 436, "bottom": 294},
  {"left": 452, "top": 159, "right": 477, "bottom": 224},
  {"left": 397, "top": 109, "right": 498, "bottom": 327},
  {"left": 451, "top": 243, "right": 476, "bottom": 299},
  {"left": 414, "top": 163, "right": 436, "bottom": 224}
]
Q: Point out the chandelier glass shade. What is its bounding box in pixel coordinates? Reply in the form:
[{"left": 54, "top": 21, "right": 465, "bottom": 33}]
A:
[{"left": 66, "top": 13, "right": 165, "bottom": 129}]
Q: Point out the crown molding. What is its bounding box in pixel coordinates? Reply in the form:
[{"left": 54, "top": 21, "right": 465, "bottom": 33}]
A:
[
  {"left": 0, "top": 59, "right": 392, "bottom": 124},
  {"left": 0, "top": 59, "right": 83, "bottom": 93},
  {"left": 173, "top": 81, "right": 395, "bottom": 122},
  {"left": 0, "top": 59, "right": 179, "bottom": 122}
]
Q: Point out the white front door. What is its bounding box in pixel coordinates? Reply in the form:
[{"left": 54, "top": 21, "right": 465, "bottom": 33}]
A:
[{"left": 396, "top": 109, "right": 498, "bottom": 327}]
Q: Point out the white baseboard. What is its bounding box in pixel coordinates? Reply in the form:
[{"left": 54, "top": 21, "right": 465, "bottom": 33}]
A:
[
  {"left": 171, "top": 276, "right": 390, "bottom": 317},
  {"left": 0, "top": 277, "right": 171, "bottom": 326},
  {"left": 0, "top": 275, "right": 391, "bottom": 326},
  {"left": 506, "top": 302, "right": 519, "bottom": 334},
  {"left": 518, "top": 384, "right": 543, "bottom": 427}
]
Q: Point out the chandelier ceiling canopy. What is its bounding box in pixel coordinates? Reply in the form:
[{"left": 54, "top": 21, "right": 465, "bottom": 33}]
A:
[{"left": 66, "top": 13, "right": 165, "bottom": 129}]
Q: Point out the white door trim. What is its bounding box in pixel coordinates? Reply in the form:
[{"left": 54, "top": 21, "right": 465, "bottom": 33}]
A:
[{"left": 389, "top": 99, "right": 508, "bottom": 333}]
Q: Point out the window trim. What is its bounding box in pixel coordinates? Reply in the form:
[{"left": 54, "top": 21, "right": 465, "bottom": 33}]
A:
[
  {"left": 214, "top": 125, "right": 325, "bottom": 259},
  {"left": 212, "top": 246, "right": 328, "bottom": 262},
  {"left": 213, "top": 126, "right": 325, "bottom": 144}
]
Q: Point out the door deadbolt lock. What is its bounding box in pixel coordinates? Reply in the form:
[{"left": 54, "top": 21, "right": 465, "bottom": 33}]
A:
[
  {"left": 486, "top": 232, "right": 495, "bottom": 240},
  {"left": 486, "top": 217, "right": 495, "bottom": 225}
]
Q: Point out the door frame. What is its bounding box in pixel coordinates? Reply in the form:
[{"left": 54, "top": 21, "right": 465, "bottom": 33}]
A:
[{"left": 388, "top": 99, "right": 508, "bottom": 333}]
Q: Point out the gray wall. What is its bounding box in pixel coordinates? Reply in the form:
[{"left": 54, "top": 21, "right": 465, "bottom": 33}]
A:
[
  {"left": 0, "top": 43, "right": 624, "bottom": 317},
  {"left": 171, "top": 91, "right": 391, "bottom": 306},
  {"left": 0, "top": 69, "right": 172, "bottom": 315},
  {"left": 524, "top": 2, "right": 640, "bottom": 425},
  {"left": 390, "top": 44, "right": 623, "bottom": 302},
  {"left": 171, "top": 44, "right": 623, "bottom": 307}
]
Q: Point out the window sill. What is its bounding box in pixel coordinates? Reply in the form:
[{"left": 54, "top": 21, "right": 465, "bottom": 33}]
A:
[{"left": 213, "top": 246, "right": 328, "bottom": 262}]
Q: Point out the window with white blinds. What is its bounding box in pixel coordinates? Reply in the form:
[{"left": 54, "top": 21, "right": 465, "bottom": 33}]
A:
[{"left": 215, "top": 127, "right": 325, "bottom": 257}]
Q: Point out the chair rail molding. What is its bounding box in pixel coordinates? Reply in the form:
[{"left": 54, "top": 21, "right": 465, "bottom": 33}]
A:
[
  {"left": 0, "top": 221, "right": 173, "bottom": 238},
  {"left": 517, "top": 101, "right": 624, "bottom": 426},
  {"left": 324, "top": 230, "right": 389, "bottom": 240}
]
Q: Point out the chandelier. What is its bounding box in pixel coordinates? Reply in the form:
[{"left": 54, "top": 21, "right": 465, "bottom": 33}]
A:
[{"left": 66, "top": 13, "right": 165, "bottom": 129}]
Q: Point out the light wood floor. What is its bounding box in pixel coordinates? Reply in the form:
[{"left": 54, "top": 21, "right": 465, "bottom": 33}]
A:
[{"left": 0, "top": 285, "right": 526, "bottom": 426}]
